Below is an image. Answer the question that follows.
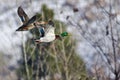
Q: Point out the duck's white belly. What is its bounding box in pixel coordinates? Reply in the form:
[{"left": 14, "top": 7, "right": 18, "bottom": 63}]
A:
[
  {"left": 40, "top": 34, "right": 55, "bottom": 42},
  {"left": 40, "top": 27, "right": 55, "bottom": 42}
]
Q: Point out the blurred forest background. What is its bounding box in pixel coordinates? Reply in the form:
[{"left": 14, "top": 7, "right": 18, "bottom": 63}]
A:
[{"left": 0, "top": 0, "right": 120, "bottom": 80}]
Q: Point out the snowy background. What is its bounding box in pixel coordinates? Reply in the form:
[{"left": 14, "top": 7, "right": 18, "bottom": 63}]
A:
[{"left": 0, "top": 0, "right": 116, "bottom": 79}]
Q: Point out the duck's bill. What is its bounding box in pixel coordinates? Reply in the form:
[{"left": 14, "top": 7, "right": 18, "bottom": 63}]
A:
[{"left": 68, "top": 33, "right": 72, "bottom": 36}]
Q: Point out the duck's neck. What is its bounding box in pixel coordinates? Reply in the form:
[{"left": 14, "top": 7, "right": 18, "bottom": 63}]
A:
[{"left": 55, "top": 35, "right": 62, "bottom": 40}]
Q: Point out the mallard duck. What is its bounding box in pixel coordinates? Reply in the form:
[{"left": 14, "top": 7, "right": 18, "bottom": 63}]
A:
[
  {"left": 16, "top": 6, "right": 47, "bottom": 31},
  {"left": 35, "top": 20, "right": 70, "bottom": 43},
  {"left": 35, "top": 20, "right": 55, "bottom": 43}
]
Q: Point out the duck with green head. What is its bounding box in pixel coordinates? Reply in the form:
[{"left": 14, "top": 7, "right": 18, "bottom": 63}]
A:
[{"left": 35, "top": 21, "right": 71, "bottom": 43}]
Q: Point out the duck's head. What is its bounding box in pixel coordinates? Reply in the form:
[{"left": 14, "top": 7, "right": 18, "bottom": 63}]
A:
[
  {"left": 60, "top": 32, "right": 71, "bottom": 37},
  {"left": 55, "top": 32, "right": 71, "bottom": 40}
]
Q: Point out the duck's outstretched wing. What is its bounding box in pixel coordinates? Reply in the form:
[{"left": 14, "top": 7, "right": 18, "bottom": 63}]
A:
[
  {"left": 16, "top": 14, "right": 48, "bottom": 31},
  {"left": 17, "top": 6, "right": 29, "bottom": 24},
  {"left": 17, "top": 6, "right": 37, "bottom": 31},
  {"left": 26, "top": 15, "right": 37, "bottom": 25},
  {"left": 16, "top": 15, "right": 37, "bottom": 31}
]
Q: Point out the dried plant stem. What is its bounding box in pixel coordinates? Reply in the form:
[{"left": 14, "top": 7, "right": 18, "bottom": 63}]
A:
[
  {"left": 109, "top": 4, "right": 118, "bottom": 79},
  {"left": 59, "top": 23, "right": 69, "bottom": 80},
  {"left": 52, "top": 43, "right": 61, "bottom": 74},
  {"left": 62, "top": 41, "right": 69, "bottom": 80},
  {"left": 22, "top": 33, "right": 30, "bottom": 80}
]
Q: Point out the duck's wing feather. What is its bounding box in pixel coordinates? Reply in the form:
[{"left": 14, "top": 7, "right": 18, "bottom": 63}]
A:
[
  {"left": 26, "top": 15, "right": 37, "bottom": 25},
  {"left": 38, "top": 21, "right": 54, "bottom": 37},
  {"left": 39, "top": 27, "right": 45, "bottom": 37},
  {"left": 16, "top": 15, "right": 37, "bottom": 31},
  {"left": 17, "top": 6, "right": 29, "bottom": 24}
]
